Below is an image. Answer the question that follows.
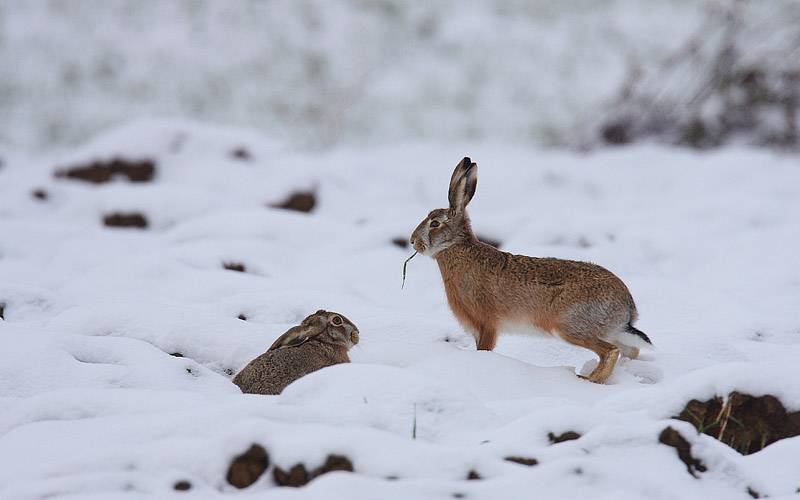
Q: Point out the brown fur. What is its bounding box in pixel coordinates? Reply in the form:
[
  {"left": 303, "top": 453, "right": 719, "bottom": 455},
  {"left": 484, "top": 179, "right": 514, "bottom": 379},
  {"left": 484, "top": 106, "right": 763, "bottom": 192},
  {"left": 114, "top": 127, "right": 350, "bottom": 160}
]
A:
[
  {"left": 410, "top": 157, "right": 646, "bottom": 384},
  {"left": 233, "top": 310, "right": 358, "bottom": 395},
  {"left": 233, "top": 341, "right": 351, "bottom": 395}
]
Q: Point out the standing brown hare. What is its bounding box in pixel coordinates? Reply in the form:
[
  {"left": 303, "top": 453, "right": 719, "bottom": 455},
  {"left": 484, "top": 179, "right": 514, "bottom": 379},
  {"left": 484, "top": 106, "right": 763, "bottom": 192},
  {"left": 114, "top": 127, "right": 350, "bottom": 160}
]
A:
[
  {"left": 410, "top": 157, "right": 650, "bottom": 384},
  {"left": 233, "top": 310, "right": 359, "bottom": 395}
]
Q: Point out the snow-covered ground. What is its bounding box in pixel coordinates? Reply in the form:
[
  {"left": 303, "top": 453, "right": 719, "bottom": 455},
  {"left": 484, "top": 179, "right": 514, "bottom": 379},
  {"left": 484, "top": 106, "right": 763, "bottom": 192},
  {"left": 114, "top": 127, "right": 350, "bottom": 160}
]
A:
[{"left": 1, "top": 120, "right": 799, "bottom": 499}]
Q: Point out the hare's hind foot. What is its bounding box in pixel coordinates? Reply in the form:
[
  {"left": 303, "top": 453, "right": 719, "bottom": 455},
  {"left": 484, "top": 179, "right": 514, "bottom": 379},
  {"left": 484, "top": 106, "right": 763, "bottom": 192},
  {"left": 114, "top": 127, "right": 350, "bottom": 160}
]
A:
[
  {"left": 558, "top": 331, "right": 621, "bottom": 384},
  {"left": 577, "top": 345, "right": 620, "bottom": 384},
  {"left": 618, "top": 345, "right": 639, "bottom": 360}
]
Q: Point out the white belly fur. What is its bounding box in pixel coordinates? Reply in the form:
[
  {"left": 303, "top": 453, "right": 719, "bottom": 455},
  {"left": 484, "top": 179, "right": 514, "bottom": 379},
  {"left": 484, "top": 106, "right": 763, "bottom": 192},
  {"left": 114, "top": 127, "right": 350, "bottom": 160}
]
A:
[{"left": 499, "top": 321, "right": 553, "bottom": 337}]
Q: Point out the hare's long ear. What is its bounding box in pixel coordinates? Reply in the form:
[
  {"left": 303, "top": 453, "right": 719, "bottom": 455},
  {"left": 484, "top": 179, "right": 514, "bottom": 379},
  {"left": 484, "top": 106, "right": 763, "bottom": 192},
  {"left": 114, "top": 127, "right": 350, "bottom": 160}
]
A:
[
  {"left": 268, "top": 320, "right": 326, "bottom": 351},
  {"left": 448, "top": 156, "right": 478, "bottom": 214}
]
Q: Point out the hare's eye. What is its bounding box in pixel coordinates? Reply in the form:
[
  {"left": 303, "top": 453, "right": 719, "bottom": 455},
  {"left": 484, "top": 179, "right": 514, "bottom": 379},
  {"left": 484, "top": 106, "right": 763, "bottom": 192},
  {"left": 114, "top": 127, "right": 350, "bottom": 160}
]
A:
[
  {"left": 430, "top": 220, "right": 440, "bottom": 228},
  {"left": 331, "top": 315, "right": 343, "bottom": 326}
]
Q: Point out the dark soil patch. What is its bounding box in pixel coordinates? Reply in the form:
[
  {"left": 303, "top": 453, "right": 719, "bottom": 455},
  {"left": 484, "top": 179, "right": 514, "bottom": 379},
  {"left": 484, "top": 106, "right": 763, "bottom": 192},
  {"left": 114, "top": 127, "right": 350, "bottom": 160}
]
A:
[
  {"left": 273, "top": 454, "right": 353, "bottom": 487},
  {"left": 659, "top": 426, "right": 707, "bottom": 478},
  {"left": 675, "top": 392, "right": 800, "bottom": 455},
  {"left": 270, "top": 191, "right": 316, "bottom": 213},
  {"left": 169, "top": 352, "right": 184, "bottom": 358},
  {"left": 230, "top": 147, "right": 252, "bottom": 161},
  {"left": 748, "top": 486, "right": 761, "bottom": 498},
  {"left": 504, "top": 456, "right": 538, "bottom": 466},
  {"left": 477, "top": 235, "right": 501, "bottom": 249},
  {"left": 0, "top": 302, "right": 4, "bottom": 320},
  {"left": 391, "top": 237, "right": 409, "bottom": 249},
  {"left": 548, "top": 431, "right": 581, "bottom": 444},
  {"left": 273, "top": 464, "right": 308, "bottom": 487},
  {"left": 223, "top": 262, "right": 246, "bottom": 273},
  {"left": 55, "top": 158, "right": 156, "bottom": 184},
  {"left": 601, "top": 121, "right": 632, "bottom": 145},
  {"left": 238, "top": 314, "right": 247, "bottom": 321},
  {"left": 103, "top": 212, "right": 148, "bottom": 229},
  {"left": 173, "top": 480, "right": 191, "bottom": 491},
  {"left": 466, "top": 470, "right": 482, "bottom": 480},
  {"left": 31, "top": 188, "right": 48, "bottom": 201},
  {"left": 226, "top": 444, "right": 270, "bottom": 489},
  {"left": 312, "top": 454, "right": 353, "bottom": 477}
]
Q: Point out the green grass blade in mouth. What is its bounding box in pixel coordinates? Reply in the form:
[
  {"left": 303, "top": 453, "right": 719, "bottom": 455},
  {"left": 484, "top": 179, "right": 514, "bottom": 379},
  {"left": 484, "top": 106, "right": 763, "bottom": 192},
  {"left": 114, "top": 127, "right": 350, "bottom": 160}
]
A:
[{"left": 401, "top": 251, "right": 418, "bottom": 289}]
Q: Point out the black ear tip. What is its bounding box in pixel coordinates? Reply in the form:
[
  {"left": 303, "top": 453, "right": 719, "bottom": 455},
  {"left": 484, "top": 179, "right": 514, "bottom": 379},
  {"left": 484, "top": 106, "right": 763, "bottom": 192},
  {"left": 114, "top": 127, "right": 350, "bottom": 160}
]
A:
[{"left": 462, "top": 156, "right": 471, "bottom": 166}]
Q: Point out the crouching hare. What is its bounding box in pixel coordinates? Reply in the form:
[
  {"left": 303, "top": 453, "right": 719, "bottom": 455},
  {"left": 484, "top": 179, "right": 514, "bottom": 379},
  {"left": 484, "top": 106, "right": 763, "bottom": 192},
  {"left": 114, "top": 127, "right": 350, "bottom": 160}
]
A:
[
  {"left": 410, "top": 157, "right": 650, "bottom": 384},
  {"left": 233, "top": 310, "right": 359, "bottom": 395}
]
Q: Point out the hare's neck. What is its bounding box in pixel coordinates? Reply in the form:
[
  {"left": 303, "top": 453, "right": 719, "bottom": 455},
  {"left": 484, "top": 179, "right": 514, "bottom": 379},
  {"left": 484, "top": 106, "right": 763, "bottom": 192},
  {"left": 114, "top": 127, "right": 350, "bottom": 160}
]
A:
[
  {"left": 434, "top": 242, "right": 476, "bottom": 276},
  {"left": 456, "top": 212, "right": 477, "bottom": 244},
  {"left": 316, "top": 341, "right": 351, "bottom": 363}
]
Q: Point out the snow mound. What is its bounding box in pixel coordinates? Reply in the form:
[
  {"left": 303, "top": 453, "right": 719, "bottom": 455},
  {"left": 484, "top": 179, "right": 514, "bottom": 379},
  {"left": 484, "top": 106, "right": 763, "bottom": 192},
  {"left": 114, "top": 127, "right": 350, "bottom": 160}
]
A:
[{"left": 1, "top": 120, "right": 799, "bottom": 498}]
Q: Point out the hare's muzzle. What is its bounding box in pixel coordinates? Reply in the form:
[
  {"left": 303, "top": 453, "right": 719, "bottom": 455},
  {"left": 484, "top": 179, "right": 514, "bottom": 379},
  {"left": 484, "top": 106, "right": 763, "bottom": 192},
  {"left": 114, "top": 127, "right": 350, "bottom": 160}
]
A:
[
  {"left": 409, "top": 229, "right": 428, "bottom": 253},
  {"left": 410, "top": 237, "right": 426, "bottom": 254}
]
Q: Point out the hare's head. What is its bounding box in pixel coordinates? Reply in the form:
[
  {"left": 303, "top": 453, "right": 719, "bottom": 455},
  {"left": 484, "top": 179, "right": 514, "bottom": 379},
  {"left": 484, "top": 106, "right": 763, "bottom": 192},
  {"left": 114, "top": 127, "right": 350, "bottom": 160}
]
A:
[
  {"left": 268, "top": 310, "right": 359, "bottom": 351},
  {"left": 410, "top": 157, "right": 477, "bottom": 256}
]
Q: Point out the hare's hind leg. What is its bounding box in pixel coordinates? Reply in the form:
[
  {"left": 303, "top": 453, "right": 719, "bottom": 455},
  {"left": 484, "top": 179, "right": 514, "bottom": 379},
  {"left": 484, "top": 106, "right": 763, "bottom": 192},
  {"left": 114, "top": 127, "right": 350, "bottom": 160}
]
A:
[
  {"left": 617, "top": 344, "right": 639, "bottom": 359},
  {"left": 557, "top": 330, "right": 620, "bottom": 384},
  {"left": 581, "top": 338, "right": 620, "bottom": 384}
]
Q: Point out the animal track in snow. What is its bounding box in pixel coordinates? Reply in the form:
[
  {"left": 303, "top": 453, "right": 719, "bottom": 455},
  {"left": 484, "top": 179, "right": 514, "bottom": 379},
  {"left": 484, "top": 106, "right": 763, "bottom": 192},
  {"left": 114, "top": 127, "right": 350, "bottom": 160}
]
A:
[{"left": 624, "top": 361, "right": 663, "bottom": 385}]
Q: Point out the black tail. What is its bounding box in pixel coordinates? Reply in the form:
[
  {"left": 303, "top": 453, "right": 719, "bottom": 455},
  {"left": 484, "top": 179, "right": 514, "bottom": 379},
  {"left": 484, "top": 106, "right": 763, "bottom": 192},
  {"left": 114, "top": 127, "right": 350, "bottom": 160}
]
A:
[{"left": 625, "top": 323, "right": 652, "bottom": 345}]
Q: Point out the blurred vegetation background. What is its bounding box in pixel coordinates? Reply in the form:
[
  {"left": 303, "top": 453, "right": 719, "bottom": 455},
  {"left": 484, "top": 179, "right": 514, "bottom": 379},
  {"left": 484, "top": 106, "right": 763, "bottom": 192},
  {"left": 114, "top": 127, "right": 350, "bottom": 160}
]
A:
[{"left": 0, "top": 0, "right": 797, "bottom": 151}]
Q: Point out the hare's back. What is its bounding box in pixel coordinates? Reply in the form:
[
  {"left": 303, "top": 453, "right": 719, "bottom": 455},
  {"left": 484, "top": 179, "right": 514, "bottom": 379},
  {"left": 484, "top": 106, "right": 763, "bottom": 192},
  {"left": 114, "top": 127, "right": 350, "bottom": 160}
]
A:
[
  {"left": 233, "top": 343, "right": 343, "bottom": 395},
  {"left": 504, "top": 254, "right": 634, "bottom": 303}
]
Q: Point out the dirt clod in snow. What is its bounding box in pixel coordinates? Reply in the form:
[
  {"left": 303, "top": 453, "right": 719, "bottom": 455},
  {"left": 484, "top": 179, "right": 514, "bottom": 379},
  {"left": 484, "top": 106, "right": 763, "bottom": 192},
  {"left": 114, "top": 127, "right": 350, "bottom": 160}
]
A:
[
  {"left": 223, "top": 262, "right": 246, "bottom": 273},
  {"left": 273, "top": 454, "right": 353, "bottom": 487},
  {"left": 270, "top": 191, "right": 316, "bottom": 213},
  {"left": 601, "top": 122, "right": 632, "bottom": 145},
  {"left": 0, "top": 302, "right": 4, "bottom": 320},
  {"left": 313, "top": 454, "right": 354, "bottom": 476},
  {"left": 173, "top": 480, "right": 191, "bottom": 491},
  {"left": 658, "top": 426, "right": 707, "bottom": 478},
  {"left": 504, "top": 456, "right": 538, "bottom": 466},
  {"left": 55, "top": 158, "right": 155, "bottom": 183},
  {"left": 466, "top": 470, "right": 482, "bottom": 480},
  {"left": 230, "top": 147, "right": 252, "bottom": 161},
  {"left": 548, "top": 431, "right": 581, "bottom": 444},
  {"left": 31, "top": 188, "right": 48, "bottom": 201},
  {"left": 391, "top": 237, "right": 409, "bottom": 249},
  {"left": 237, "top": 314, "right": 247, "bottom": 321},
  {"left": 273, "top": 464, "right": 308, "bottom": 487},
  {"left": 169, "top": 352, "right": 184, "bottom": 358},
  {"left": 103, "top": 212, "right": 148, "bottom": 229},
  {"left": 226, "top": 444, "right": 270, "bottom": 489},
  {"left": 676, "top": 392, "right": 800, "bottom": 455}
]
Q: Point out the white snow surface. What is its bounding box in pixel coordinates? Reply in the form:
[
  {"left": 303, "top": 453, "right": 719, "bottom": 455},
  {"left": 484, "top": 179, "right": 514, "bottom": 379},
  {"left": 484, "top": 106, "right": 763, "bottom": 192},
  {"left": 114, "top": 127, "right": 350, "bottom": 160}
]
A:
[{"left": 1, "top": 120, "right": 799, "bottom": 499}]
